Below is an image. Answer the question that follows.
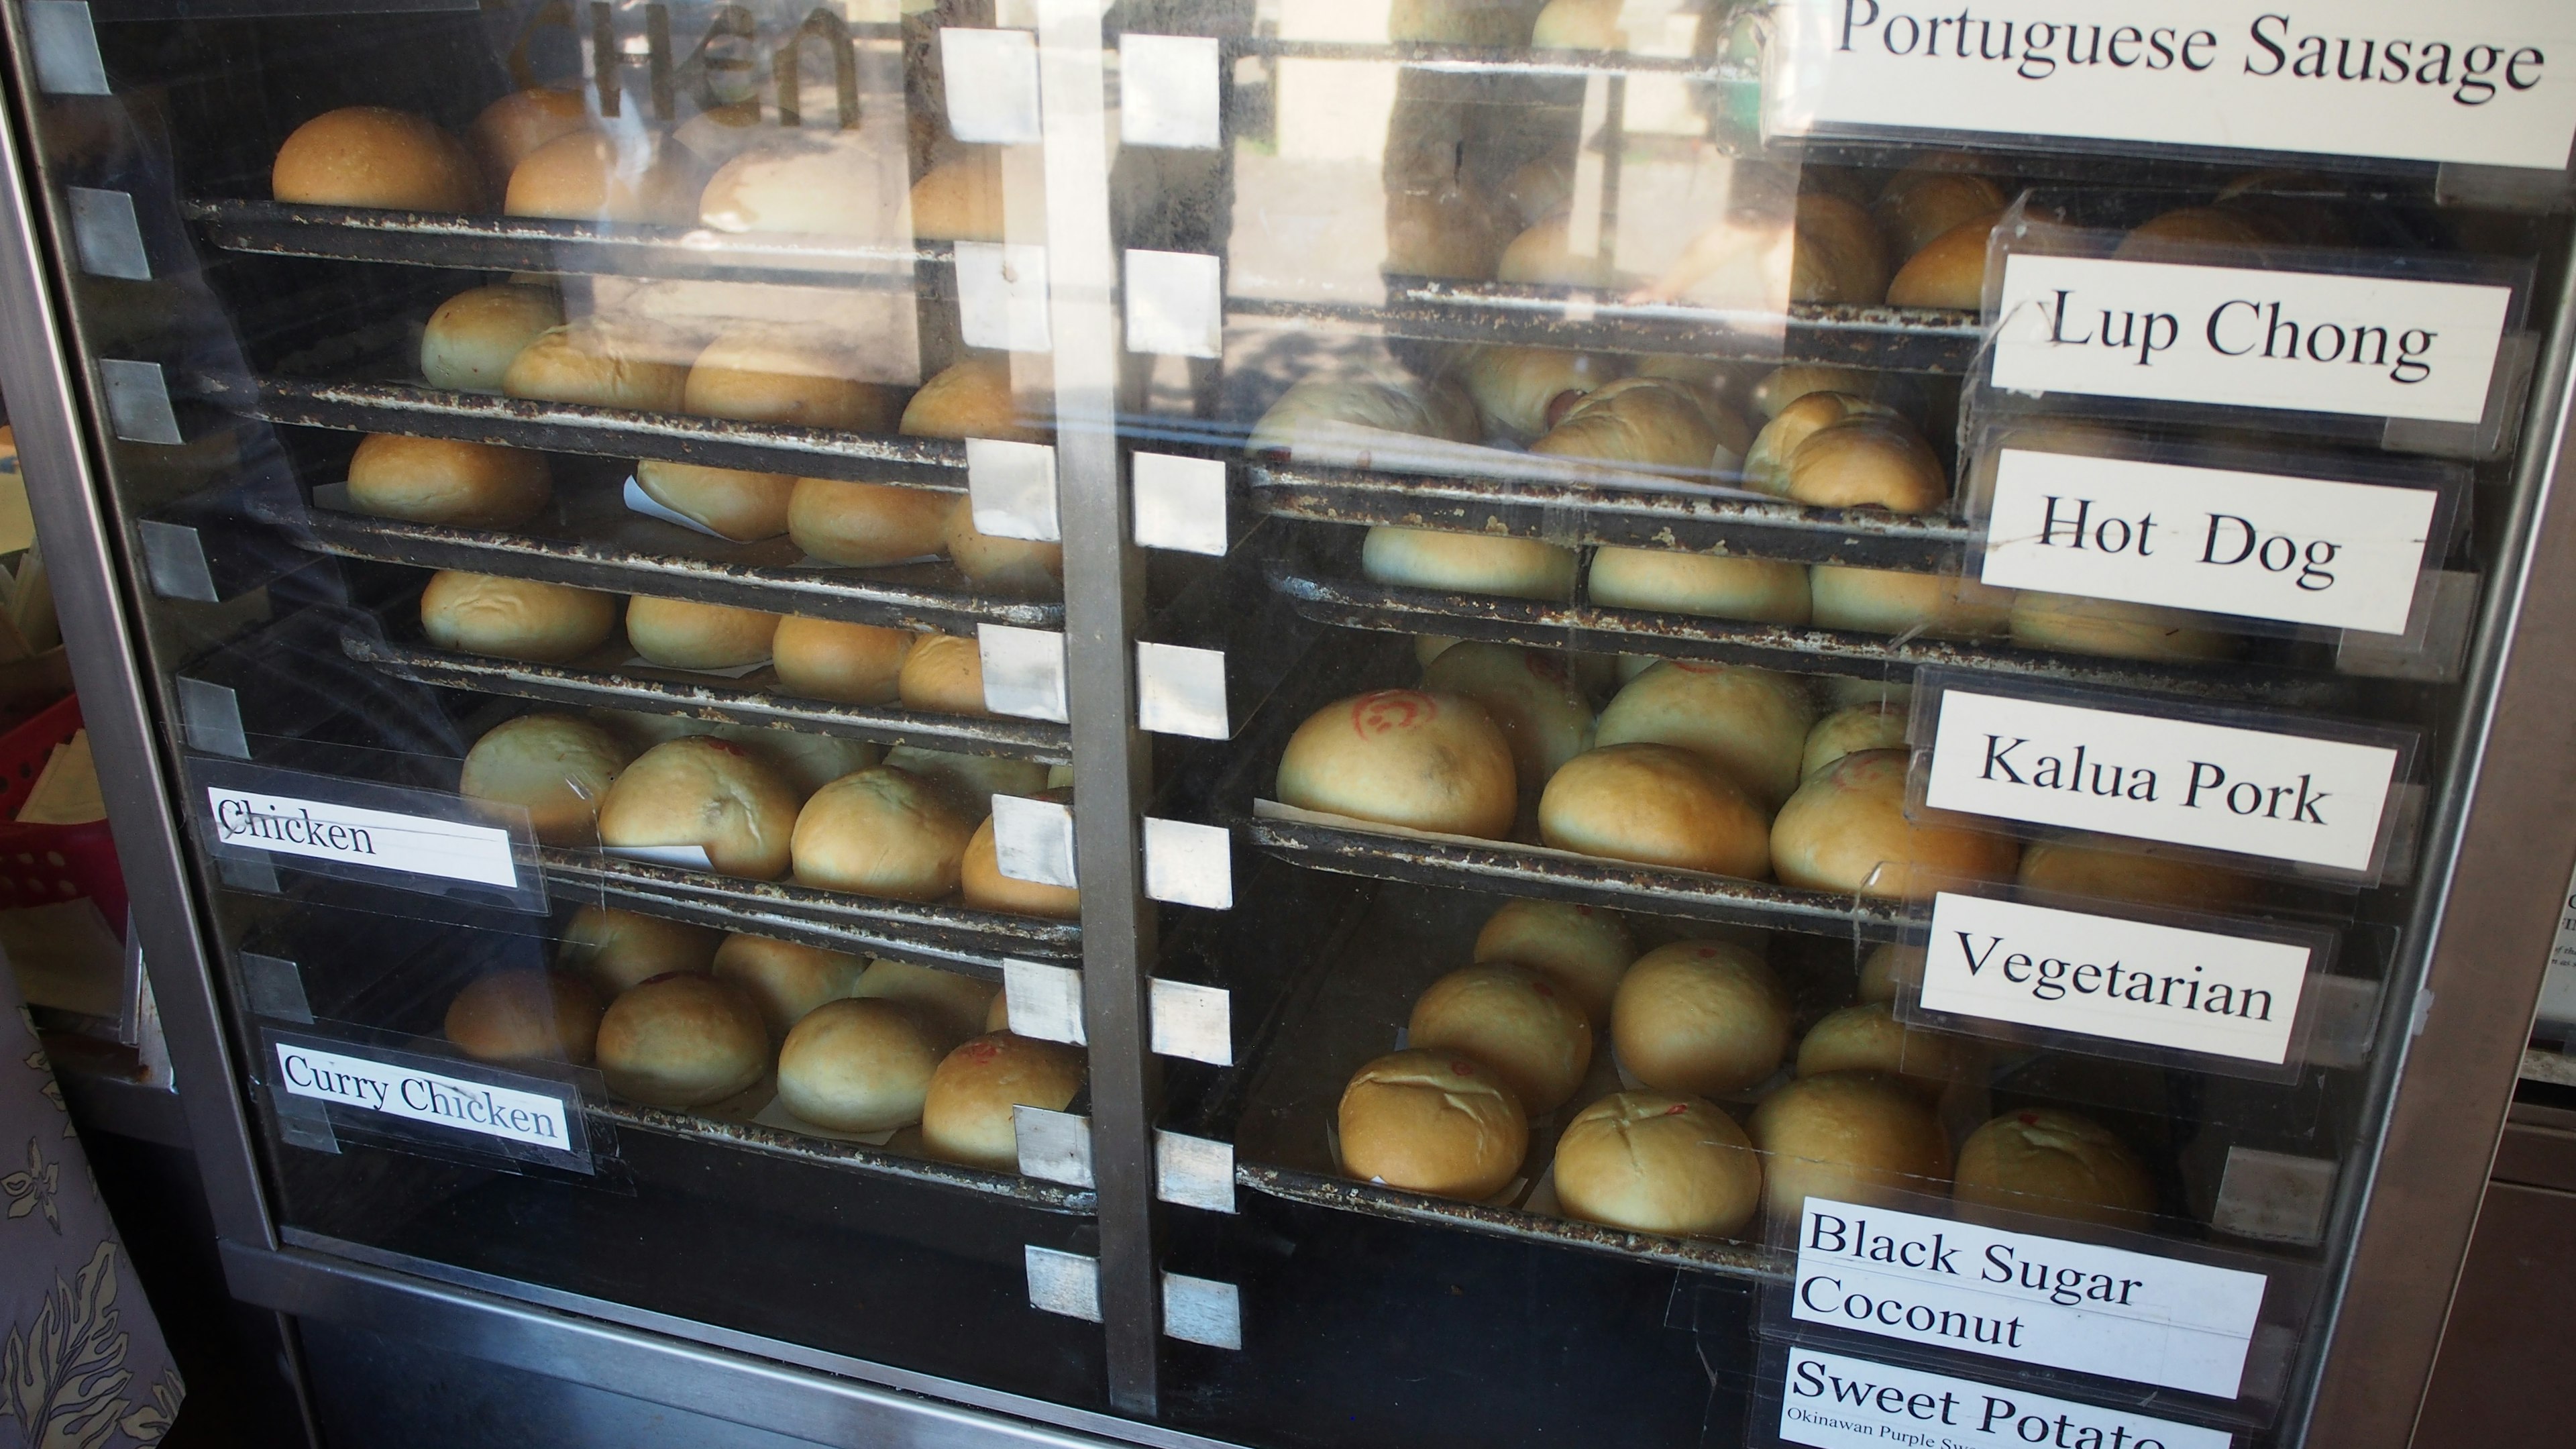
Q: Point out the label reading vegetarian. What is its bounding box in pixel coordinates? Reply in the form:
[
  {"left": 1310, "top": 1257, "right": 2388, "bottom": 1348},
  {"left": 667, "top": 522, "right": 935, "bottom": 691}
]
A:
[
  {"left": 1990, "top": 255, "right": 2516, "bottom": 425},
  {"left": 1921, "top": 893, "right": 2312, "bottom": 1064},
  {"left": 272, "top": 1040, "right": 572, "bottom": 1151},
  {"left": 1776, "top": 1346, "right": 2234, "bottom": 1449},
  {"left": 1923, "top": 689, "right": 2402, "bottom": 872},
  {"left": 207, "top": 786, "right": 521, "bottom": 888},
  {"left": 1792, "top": 1199, "right": 2269, "bottom": 1397},
  {"left": 1980, "top": 449, "right": 2440, "bottom": 635},
  {"left": 1766, "top": 1, "right": 2576, "bottom": 172}
]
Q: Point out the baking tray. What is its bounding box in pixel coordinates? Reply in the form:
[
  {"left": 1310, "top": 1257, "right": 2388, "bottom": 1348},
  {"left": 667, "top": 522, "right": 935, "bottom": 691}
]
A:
[
  {"left": 186, "top": 199, "right": 956, "bottom": 294},
  {"left": 341, "top": 630, "right": 1070, "bottom": 763},
  {"left": 586, "top": 1098, "right": 1094, "bottom": 1213}
]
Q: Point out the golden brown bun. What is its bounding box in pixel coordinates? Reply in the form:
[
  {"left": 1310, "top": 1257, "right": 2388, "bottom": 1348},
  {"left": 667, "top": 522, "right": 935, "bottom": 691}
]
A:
[
  {"left": 2015, "top": 835, "right": 2259, "bottom": 912},
  {"left": 1803, "top": 702, "right": 1911, "bottom": 781},
  {"left": 597, "top": 736, "right": 801, "bottom": 878},
  {"left": 1587, "top": 548, "right": 1811, "bottom": 625},
  {"left": 787, "top": 478, "right": 955, "bottom": 566},
  {"left": 272, "top": 107, "right": 480, "bottom": 211},
  {"left": 1876, "top": 166, "right": 2009, "bottom": 257},
  {"left": 502, "top": 321, "right": 690, "bottom": 411},
  {"left": 1886, "top": 212, "right": 2001, "bottom": 310},
  {"left": 922, "top": 1033, "right": 1087, "bottom": 1170},
  {"left": 558, "top": 906, "right": 720, "bottom": 994},
  {"left": 773, "top": 616, "right": 911, "bottom": 705},
  {"left": 683, "top": 329, "right": 903, "bottom": 431},
  {"left": 1389, "top": 0, "right": 1532, "bottom": 45},
  {"left": 699, "top": 132, "right": 904, "bottom": 237},
  {"left": 1811, "top": 566, "right": 2016, "bottom": 639},
  {"left": 776, "top": 997, "right": 942, "bottom": 1130},
  {"left": 853, "top": 959, "right": 999, "bottom": 1047},
  {"left": 1796, "top": 1002, "right": 1966, "bottom": 1097},
  {"left": 596, "top": 973, "right": 769, "bottom": 1108},
  {"left": 1772, "top": 749, "right": 2019, "bottom": 898},
  {"left": 902, "top": 357, "right": 1044, "bottom": 442},
  {"left": 347, "top": 433, "right": 550, "bottom": 528},
  {"left": 421, "top": 285, "right": 564, "bottom": 392},
  {"left": 1460, "top": 346, "right": 1615, "bottom": 439},
  {"left": 895, "top": 634, "right": 988, "bottom": 716},
  {"left": 2115, "top": 206, "right": 2274, "bottom": 258},
  {"left": 1783, "top": 419, "right": 1949, "bottom": 513},
  {"left": 1530, "top": 378, "right": 1723, "bottom": 474},
  {"left": 1750, "top": 1069, "right": 1953, "bottom": 1219},
  {"left": 1954, "top": 1108, "right": 2156, "bottom": 1226},
  {"left": 880, "top": 747, "right": 1049, "bottom": 816},
  {"left": 1275, "top": 690, "right": 1517, "bottom": 839},
  {"left": 1594, "top": 661, "right": 1813, "bottom": 809},
  {"left": 2009, "top": 592, "right": 2239, "bottom": 661},
  {"left": 1409, "top": 963, "right": 1593, "bottom": 1115},
  {"left": 504, "top": 129, "right": 703, "bottom": 224},
  {"left": 1750, "top": 366, "right": 1880, "bottom": 420},
  {"left": 1383, "top": 184, "right": 1510, "bottom": 280},
  {"left": 625, "top": 595, "right": 778, "bottom": 669},
  {"left": 459, "top": 713, "right": 632, "bottom": 845},
  {"left": 633, "top": 460, "right": 796, "bottom": 541},
  {"left": 791, "top": 767, "right": 978, "bottom": 900},
  {"left": 1473, "top": 898, "right": 1635, "bottom": 1026},
  {"left": 1858, "top": 944, "right": 1926, "bottom": 1005},
  {"left": 910, "top": 152, "right": 1008, "bottom": 242},
  {"left": 445, "top": 969, "right": 602, "bottom": 1065},
  {"left": 1541, "top": 743, "right": 1773, "bottom": 878},
  {"left": 1497, "top": 211, "right": 1619, "bottom": 289},
  {"left": 944, "top": 498, "right": 1064, "bottom": 592},
  {"left": 961, "top": 810, "right": 1082, "bottom": 920},
  {"left": 710, "top": 726, "right": 878, "bottom": 799},
  {"left": 1554, "top": 1091, "right": 1762, "bottom": 1236},
  {"left": 711, "top": 933, "right": 865, "bottom": 1038},
  {"left": 1612, "top": 941, "right": 1790, "bottom": 1096},
  {"left": 1531, "top": 0, "right": 1623, "bottom": 49},
  {"left": 1338, "top": 1049, "right": 1527, "bottom": 1199},
  {"left": 1743, "top": 391, "right": 1899, "bottom": 494},
  {"left": 469, "top": 88, "right": 592, "bottom": 192},
  {"left": 1363, "top": 527, "right": 1578, "bottom": 602},
  {"left": 1420, "top": 643, "right": 1597, "bottom": 787},
  {"left": 1792, "top": 193, "right": 1890, "bottom": 305},
  {"left": 419, "top": 570, "right": 616, "bottom": 663}
]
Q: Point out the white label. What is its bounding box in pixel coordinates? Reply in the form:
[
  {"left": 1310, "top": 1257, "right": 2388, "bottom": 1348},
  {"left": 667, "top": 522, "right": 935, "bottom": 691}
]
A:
[
  {"left": 2540, "top": 863, "right": 2576, "bottom": 1024},
  {"left": 941, "top": 28, "right": 1042, "bottom": 145},
  {"left": 1120, "top": 34, "right": 1222, "bottom": 150},
  {"left": 1924, "top": 690, "right": 2401, "bottom": 872},
  {"left": 1132, "top": 451, "right": 1229, "bottom": 555},
  {"left": 1792, "top": 1200, "right": 2268, "bottom": 1397},
  {"left": 1776, "top": 1346, "right": 2233, "bottom": 1449},
  {"left": 209, "top": 788, "right": 520, "bottom": 888},
  {"left": 1766, "top": 1, "right": 2576, "bottom": 172},
  {"left": 273, "top": 1041, "right": 571, "bottom": 1150},
  {"left": 621, "top": 476, "right": 730, "bottom": 540},
  {"left": 967, "top": 437, "right": 1061, "bottom": 543},
  {"left": 955, "top": 241, "right": 1053, "bottom": 354},
  {"left": 992, "top": 792, "right": 1078, "bottom": 888},
  {"left": 1990, "top": 254, "right": 2514, "bottom": 425},
  {"left": 1981, "top": 450, "right": 2440, "bottom": 635},
  {"left": 1921, "top": 893, "right": 2312, "bottom": 1063},
  {"left": 1124, "top": 249, "right": 1224, "bottom": 358}
]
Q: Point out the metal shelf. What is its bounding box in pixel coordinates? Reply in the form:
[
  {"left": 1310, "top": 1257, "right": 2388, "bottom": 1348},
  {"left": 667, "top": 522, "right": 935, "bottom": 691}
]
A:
[{"left": 590, "top": 1098, "right": 1095, "bottom": 1214}]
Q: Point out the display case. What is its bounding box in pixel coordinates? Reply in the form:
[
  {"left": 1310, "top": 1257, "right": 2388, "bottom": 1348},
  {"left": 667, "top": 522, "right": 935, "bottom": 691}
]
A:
[{"left": 0, "top": 3, "right": 2571, "bottom": 1448}]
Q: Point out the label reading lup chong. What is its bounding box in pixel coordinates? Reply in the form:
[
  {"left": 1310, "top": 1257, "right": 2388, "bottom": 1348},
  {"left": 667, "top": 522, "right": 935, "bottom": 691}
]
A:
[
  {"left": 1792, "top": 1199, "right": 2269, "bottom": 1398},
  {"left": 1924, "top": 690, "right": 2402, "bottom": 872},
  {"left": 208, "top": 787, "right": 520, "bottom": 888},
  {"left": 1990, "top": 255, "right": 2516, "bottom": 425},
  {"left": 273, "top": 1041, "right": 570, "bottom": 1151},
  {"left": 1776, "top": 1346, "right": 2235, "bottom": 1449}
]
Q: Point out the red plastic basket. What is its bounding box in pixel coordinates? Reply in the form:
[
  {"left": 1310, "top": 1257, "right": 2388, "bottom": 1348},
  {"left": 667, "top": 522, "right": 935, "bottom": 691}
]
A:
[{"left": 0, "top": 694, "right": 127, "bottom": 932}]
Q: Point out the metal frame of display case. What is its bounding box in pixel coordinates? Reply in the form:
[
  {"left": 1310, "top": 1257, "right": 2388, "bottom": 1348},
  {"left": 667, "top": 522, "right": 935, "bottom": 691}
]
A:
[{"left": 0, "top": 3, "right": 2569, "bottom": 1447}]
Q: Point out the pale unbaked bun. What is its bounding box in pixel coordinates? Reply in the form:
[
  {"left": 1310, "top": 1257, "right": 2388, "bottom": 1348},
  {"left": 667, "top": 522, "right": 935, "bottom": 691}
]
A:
[
  {"left": 944, "top": 498, "right": 1064, "bottom": 593},
  {"left": 2015, "top": 835, "right": 2257, "bottom": 912},
  {"left": 459, "top": 712, "right": 633, "bottom": 845},
  {"left": 1796, "top": 1003, "right": 1966, "bottom": 1097},
  {"left": 711, "top": 933, "right": 865, "bottom": 1038},
  {"left": 1750, "top": 1069, "right": 1953, "bottom": 1219},
  {"left": 1409, "top": 963, "right": 1593, "bottom": 1114},
  {"left": 700, "top": 132, "right": 903, "bottom": 237},
  {"left": 419, "top": 571, "right": 616, "bottom": 662},
  {"left": 1532, "top": 0, "right": 1623, "bottom": 49},
  {"left": 469, "top": 88, "right": 592, "bottom": 192},
  {"left": 1811, "top": 566, "right": 2017, "bottom": 639},
  {"left": 1792, "top": 193, "right": 1890, "bottom": 305},
  {"left": 1460, "top": 347, "right": 1614, "bottom": 439},
  {"left": 633, "top": 460, "right": 796, "bottom": 541},
  {"left": 1531, "top": 378, "right": 1726, "bottom": 476},
  {"left": 783, "top": 478, "right": 952, "bottom": 566},
  {"left": 710, "top": 726, "right": 879, "bottom": 798},
  {"left": 776, "top": 998, "right": 942, "bottom": 1130},
  {"left": 1421, "top": 642, "right": 1597, "bottom": 787},
  {"left": 1783, "top": 420, "right": 1949, "bottom": 512},
  {"left": 445, "top": 969, "right": 602, "bottom": 1065},
  {"left": 1874, "top": 164, "right": 2008, "bottom": 258},
  {"left": 1473, "top": 898, "right": 1636, "bottom": 1026},
  {"left": 502, "top": 321, "right": 690, "bottom": 411},
  {"left": 922, "top": 1033, "right": 1087, "bottom": 1169},
  {"left": 880, "top": 747, "right": 1049, "bottom": 815},
  {"left": 347, "top": 433, "right": 551, "bottom": 528},
  {"left": 773, "top": 616, "right": 912, "bottom": 704},
  {"left": 596, "top": 973, "right": 769, "bottom": 1108},
  {"left": 421, "top": 285, "right": 564, "bottom": 392},
  {"left": 1803, "top": 702, "right": 1911, "bottom": 780},
  {"left": 1245, "top": 377, "right": 1481, "bottom": 455},
  {"left": 1540, "top": 744, "right": 1772, "bottom": 878},
  {"left": 558, "top": 906, "right": 720, "bottom": 994},
  {"left": 1750, "top": 366, "right": 1881, "bottom": 420},
  {"left": 910, "top": 151, "right": 1008, "bottom": 241},
  {"left": 1498, "top": 211, "right": 1619, "bottom": 289},
  {"left": 504, "top": 129, "right": 703, "bottom": 224},
  {"left": 1594, "top": 661, "right": 1813, "bottom": 809},
  {"left": 1363, "top": 527, "right": 1578, "bottom": 602},
  {"left": 597, "top": 736, "right": 801, "bottom": 877},
  {"left": 853, "top": 959, "right": 1000, "bottom": 1046},
  {"left": 684, "top": 329, "right": 902, "bottom": 431},
  {"left": 902, "top": 357, "right": 1044, "bottom": 442},
  {"left": 896, "top": 634, "right": 987, "bottom": 716},
  {"left": 1554, "top": 1092, "right": 1763, "bottom": 1236},
  {"left": 1771, "top": 749, "right": 2020, "bottom": 898},
  {"left": 961, "top": 802, "right": 1081, "bottom": 920},
  {"left": 1275, "top": 690, "right": 1517, "bottom": 839},
  {"left": 625, "top": 595, "right": 779, "bottom": 669},
  {"left": 2010, "top": 592, "right": 2238, "bottom": 661},
  {"left": 791, "top": 767, "right": 978, "bottom": 900},
  {"left": 1588, "top": 548, "right": 1811, "bottom": 625},
  {"left": 1954, "top": 1108, "right": 2156, "bottom": 1227},
  {"left": 1338, "top": 1049, "right": 1527, "bottom": 1199},
  {"left": 1612, "top": 941, "right": 1790, "bottom": 1096},
  {"left": 1886, "top": 213, "right": 2001, "bottom": 310},
  {"left": 1416, "top": 635, "right": 1464, "bottom": 667},
  {"left": 1743, "top": 392, "right": 1902, "bottom": 495},
  {"left": 1858, "top": 944, "right": 1926, "bottom": 1004},
  {"left": 272, "top": 107, "right": 480, "bottom": 211}
]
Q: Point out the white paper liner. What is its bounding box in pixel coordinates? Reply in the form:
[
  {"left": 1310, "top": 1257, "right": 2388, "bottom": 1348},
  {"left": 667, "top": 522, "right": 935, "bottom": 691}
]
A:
[
  {"left": 622, "top": 654, "right": 772, "bottom": 680},
  {"left": 1523, "top": 1163, "right": 1562, "bottom": 1217},
  {"left": 603, "top": 843, "right": 714, "bottom": 869},
  {"left": 623, "top": 475, "right": 735, "bottom": 539},
  {"left": 750, "top": 1095, "right": 900, "bottom": 1146}
]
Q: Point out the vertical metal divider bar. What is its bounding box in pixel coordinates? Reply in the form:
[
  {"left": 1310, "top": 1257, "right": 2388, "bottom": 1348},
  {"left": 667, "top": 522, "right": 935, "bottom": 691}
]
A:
[
  {"left": 1034, "top": 0, "right": 1163, "bottom": 1416},
  {"left": 0, "top": 5, "right": 276, "bottom": 1248}
]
